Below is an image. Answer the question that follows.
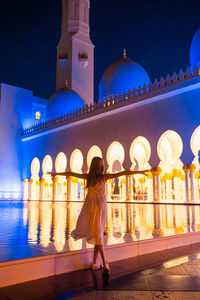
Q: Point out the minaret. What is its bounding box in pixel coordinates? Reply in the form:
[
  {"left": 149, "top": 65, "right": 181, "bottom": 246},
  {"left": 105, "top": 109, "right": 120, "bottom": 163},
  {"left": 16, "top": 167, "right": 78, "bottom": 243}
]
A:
[{"left": 56, "top": 0, "right": 94, "bottom": 105}]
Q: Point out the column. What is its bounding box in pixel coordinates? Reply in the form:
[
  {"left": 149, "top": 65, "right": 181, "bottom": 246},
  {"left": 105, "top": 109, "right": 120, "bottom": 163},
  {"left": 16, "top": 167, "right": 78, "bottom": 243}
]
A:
[
  {"left": 129, "top": 176, "right": 133, "bottom": 201},
  {"left": 23, "top": 179, "right": 29, "bottom": 200},
  {"left": 194, "top": 171, "right": 200, "bottom": 201},
  {"left": 40, "top": 178, "right": 45, "bottom": 200},
  {"left": 52, "top": 176, "right": 59, "bottom": 201},
  {"left": 151, "top": 167, "right": 162, "bottom": 201},
  {"left": 29, "top": 179, "right": 34, "bottom": 200},
  {"left": 126, "top": 176, "right": 131, "bottom": 201},
  {"left": 183, "top": 164, "right": 190, "bottom": 203},
  {"left": 146, "top": 172, "right": 153, "bottom": 201},
  {"left": 190, "top": 164, "right": 196, "bottom": 202},
  {"left": 106, "top": 179, "right": 112, "bottom": 201},
  {"left": 67, "top": 177, "right": 71, "bottom": 201}
]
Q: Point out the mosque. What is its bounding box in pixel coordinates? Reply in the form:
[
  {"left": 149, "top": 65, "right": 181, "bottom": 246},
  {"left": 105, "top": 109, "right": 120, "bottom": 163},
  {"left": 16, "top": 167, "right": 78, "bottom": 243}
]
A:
[{"left": 1, "top": 0, "right": 200, "bottom": 203}]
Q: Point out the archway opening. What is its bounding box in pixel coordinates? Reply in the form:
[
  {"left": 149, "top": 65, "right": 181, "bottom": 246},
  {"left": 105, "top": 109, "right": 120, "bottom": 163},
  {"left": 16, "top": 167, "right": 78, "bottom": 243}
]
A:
[
  {"left": 191, "top": 126, "right": 200, "bottom": 201},
  {"left": 28, "top": 157, "right": 40, "bottom": 200},
  {"left": 87, "top": 145, "right": 102, "bottom": 171},
  {"left": 70, "top": 149, "right": 84, "bottom": 201},
  {"left": 130, "top": 137, "right": 151, "bottom": 201},
  {"left": 55, "top": 152, "right": 67, "bottom": 200},
  {"left": 107, "top": 141, "right": 125, "bottom": 201},
  {"left": 41, "top": 155, "right": 53, "bottom": 200},
  {"left": 157, "top": 130, "right": 184, "bottom": 201}
]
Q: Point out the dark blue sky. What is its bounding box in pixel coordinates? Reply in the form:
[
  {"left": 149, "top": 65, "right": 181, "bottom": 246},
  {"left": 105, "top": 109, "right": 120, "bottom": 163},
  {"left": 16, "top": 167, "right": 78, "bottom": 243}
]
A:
[{"left": 0, "top": 0, "right": 200, "bottom": 101}]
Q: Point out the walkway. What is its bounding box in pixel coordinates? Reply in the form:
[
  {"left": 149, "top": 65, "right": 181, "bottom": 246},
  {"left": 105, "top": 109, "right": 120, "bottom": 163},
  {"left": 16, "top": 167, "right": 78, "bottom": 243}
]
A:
[{"left": 1, "top": 243, "right": 200, "bottom": 300}]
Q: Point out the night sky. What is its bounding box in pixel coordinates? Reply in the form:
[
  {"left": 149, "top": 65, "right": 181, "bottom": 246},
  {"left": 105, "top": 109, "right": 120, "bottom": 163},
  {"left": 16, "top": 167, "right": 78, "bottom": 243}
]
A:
[{"left": 0, "top": 0, "right": 200, "bottom": 101}]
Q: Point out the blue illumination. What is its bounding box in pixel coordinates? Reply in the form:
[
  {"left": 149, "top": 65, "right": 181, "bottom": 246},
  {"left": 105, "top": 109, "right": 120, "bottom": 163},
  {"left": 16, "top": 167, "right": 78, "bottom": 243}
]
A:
[
  {"left": 47, "top": 88, "right": 85, "bottom": 118},
  {"left": 99, "top": 57, "right": 150, "bottom": 99},
  {"left": 190, "top": 26, "right": 200, "bottom": 69}
]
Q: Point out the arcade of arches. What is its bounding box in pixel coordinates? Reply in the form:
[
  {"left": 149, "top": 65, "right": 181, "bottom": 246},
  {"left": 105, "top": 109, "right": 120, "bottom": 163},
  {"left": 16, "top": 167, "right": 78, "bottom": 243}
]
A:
[{"left": 24, "top": 128, "right": 200, "bottom": 203}]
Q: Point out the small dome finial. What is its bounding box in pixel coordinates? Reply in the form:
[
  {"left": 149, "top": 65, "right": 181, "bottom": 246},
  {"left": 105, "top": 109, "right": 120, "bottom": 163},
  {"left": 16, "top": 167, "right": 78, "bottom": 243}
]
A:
[{"left": 123, "top": 48, "right": 127, "bottom": 60}]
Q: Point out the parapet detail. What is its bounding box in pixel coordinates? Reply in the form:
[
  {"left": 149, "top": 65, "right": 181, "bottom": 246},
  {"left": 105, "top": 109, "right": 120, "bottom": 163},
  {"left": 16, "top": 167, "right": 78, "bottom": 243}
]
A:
[{"left": 22, "top": 65, "right": 200, "bottom": 137}]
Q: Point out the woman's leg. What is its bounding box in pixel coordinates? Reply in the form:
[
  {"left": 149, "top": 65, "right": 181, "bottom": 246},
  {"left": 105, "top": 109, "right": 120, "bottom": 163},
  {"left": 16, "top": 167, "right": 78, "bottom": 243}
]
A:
[
  {"left": 97, "top": 244, "right": 109, "bottom": 270},
  {"left": 92, "top": 245, "right": 99, "bottom": 264}
]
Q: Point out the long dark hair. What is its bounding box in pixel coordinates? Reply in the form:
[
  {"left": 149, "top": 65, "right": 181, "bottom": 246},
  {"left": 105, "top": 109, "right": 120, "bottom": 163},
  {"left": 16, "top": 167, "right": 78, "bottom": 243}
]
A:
[{"left": 86, "top": 157, "right": 104, "bottom": 187}]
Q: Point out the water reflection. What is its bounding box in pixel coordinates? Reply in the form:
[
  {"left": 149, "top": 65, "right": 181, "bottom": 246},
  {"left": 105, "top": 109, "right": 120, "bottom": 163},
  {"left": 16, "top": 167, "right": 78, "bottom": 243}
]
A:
[{"left": 1, "top": 201, "right": 200, "bottom": 253}]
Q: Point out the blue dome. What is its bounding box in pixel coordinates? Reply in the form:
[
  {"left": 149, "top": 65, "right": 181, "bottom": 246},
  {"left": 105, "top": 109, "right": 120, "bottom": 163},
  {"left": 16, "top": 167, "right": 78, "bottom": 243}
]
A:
[
  {"left": 190, "top": 27, "right": 200, "bottom": 68},
  {"left": 47, "top": 88, "right": 85, "bottom": 117},
  {"left": 99, "top": 56, "right": 150, "bottom": 100}
]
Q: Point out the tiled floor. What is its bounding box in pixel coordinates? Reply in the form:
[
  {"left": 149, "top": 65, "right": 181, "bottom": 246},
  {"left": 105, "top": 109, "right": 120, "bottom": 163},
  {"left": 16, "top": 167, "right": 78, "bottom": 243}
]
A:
[{"left": 2, "top": 243, "right": 200, "bottom": 300}]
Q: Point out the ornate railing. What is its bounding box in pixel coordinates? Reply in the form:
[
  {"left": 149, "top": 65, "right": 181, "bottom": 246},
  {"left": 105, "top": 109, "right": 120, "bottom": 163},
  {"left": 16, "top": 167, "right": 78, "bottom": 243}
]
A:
[{"left": 22, "top": 65, "right": 200, "bottom": 136}]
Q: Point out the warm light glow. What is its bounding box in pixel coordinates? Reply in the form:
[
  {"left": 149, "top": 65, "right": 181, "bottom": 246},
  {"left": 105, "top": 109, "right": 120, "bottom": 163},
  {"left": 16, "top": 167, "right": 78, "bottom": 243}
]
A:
[
  {"left": 87, "top": 145, "right": 102, "bottom": 170},
  {"left": 70, "top": 149, "right": 83, "bottom": 172},
  {"left": 107, "top": 141, "right": 125, "bottom": 172},
  {"left": 55, "top": 152, "right": 67, "bottom": 172},
  {"left": 42, "top": 155, "right": 53, "bottom": 174},
  {"left": 157, "top": 130, "right": 183, "bottom": 172},
  {"left": 35, "top": 111, "right": 41, "bottom": 120},
  {"left": 31, "top": 157, "right": 40, "bottom": 177},
  {"left": 130, "top": 136, "right": 151, "bottom": 170},
  {"left": 191, "top": 125, "right": 200, "bottom": 166}
]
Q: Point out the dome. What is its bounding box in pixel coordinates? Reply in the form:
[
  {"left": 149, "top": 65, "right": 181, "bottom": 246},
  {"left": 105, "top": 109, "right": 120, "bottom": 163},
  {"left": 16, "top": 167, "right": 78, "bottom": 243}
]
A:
[
  {"left": 47, "top": 88, "right": 85, "bottom": 118},
  {"left": 190, "top": 26, "right": 200, "bottom": 69},
  {"left": 99, "top": 50, "right": 150, "bottom": 100}
]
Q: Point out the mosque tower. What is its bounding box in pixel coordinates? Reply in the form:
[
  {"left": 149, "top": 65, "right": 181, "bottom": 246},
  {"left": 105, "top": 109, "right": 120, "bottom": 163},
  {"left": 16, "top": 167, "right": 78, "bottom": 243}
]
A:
[{"left": 56, "top": 0, "right": 94, "bottom": 105}]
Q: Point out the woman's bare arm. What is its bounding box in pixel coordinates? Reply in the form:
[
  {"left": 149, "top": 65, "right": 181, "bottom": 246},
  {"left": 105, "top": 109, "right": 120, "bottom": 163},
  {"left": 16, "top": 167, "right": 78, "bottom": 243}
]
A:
[
  {"left": 48, "top": 171, "right": 88, "bottom": 180},
  {"left": 104, "top": 170, "right": 149, "bottom": 180}
]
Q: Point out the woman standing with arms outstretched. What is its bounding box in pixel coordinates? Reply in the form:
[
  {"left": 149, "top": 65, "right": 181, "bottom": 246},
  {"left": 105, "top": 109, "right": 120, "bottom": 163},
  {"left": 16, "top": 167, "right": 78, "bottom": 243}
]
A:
[{"left": 50, "top": 157, "right": 147, "bottom": 274}]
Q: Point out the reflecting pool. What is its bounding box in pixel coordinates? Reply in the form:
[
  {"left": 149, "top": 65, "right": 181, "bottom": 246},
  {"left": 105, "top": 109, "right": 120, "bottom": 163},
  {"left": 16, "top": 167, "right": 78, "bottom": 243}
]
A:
[{"left": 0, "top": 201, "right": 200, "bottom": 262}]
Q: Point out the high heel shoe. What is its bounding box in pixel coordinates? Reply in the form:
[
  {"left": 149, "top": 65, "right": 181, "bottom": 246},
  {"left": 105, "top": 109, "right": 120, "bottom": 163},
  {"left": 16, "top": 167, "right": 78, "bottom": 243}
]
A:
[
  {"left": 90, "top": 263, "right": 103, "bottom": 271},
  {"left": 102, "top": 262, "right": 110, "bottom": 274}
]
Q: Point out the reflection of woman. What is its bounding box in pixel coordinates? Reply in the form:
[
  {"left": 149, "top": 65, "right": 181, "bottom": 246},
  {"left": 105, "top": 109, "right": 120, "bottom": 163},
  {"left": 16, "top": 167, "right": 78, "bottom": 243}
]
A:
[{"left": 49, "top": 157, "right": 147, "bottom": 274}]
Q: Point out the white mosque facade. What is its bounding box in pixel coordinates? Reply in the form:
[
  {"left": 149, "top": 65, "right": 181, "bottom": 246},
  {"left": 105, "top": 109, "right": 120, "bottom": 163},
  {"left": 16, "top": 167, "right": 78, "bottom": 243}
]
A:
[{"left": 1, "top": 0, "right": 200, "bottom": 203}]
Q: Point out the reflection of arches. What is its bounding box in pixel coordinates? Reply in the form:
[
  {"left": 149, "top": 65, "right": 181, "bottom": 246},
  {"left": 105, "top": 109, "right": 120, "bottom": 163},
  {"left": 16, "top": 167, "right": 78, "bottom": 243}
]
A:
[
  {"left": 41, "top": 155, "right": 53, "bottom": 201},
  {"left": 130, "top": 136, "right": 151, "bottom": 170},
  {"left": 191, "top": 125, "right": 200, "bottom": 166},
  {"left": 55, "top": 152, "right": 67, "bottom": 200},
  {"left": 157, "top": 130, "right": 183, "bottom": 172},
  {"left": 29, "top": 157, "right": 40, "bottom": 200},
  {"left": 70, "top": 149, "right": 84, "bottom": 201},
  {"left": 107, "top": 141, "right": 125, "bottom": 173},
  {"left": 87, "top": 145, "right": 102, "bottom": 170}
]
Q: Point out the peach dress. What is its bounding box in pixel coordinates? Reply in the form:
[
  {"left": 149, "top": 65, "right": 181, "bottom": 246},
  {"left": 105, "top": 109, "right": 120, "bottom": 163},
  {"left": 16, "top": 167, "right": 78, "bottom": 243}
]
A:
[{"left": 71, "top": 180, "right": 107, "bottom": 245}]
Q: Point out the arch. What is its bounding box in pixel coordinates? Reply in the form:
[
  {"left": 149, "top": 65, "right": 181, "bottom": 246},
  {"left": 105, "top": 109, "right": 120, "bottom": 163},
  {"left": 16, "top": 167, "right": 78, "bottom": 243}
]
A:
[
  {"left": 55, "top": 152, "right": 67, "bottom": 172},
  {"left": 70, "top": 149, "right": 83, "bottom": 172},
  {"left": 191, "top": 125, "right": 200, "bottom": 165},
  {"left": 42, "top": 155, "right": 53, "bottom": 175},
  {"left": 87, "top": 145, "right": 102, "bottom": 170},
  {"left": 157, "top": 130, "right": 183, "bottom": 172},
  {"left": 31, "top": 157, "right": 40, "bottom": 177},
  {"left": 106, "top": 141, "right": 125, "bottom": 172},
  {"left": 129, "top": 136, "right": 151, "bottom": 170}
]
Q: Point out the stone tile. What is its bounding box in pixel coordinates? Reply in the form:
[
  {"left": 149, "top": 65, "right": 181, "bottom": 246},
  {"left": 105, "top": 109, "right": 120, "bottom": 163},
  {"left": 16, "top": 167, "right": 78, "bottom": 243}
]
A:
[
  {"left": 147, "top": 275, "right": 200, "bottom": 291},
  {"left": 152, "top": 291, "right": 200, "bottom": 300},
  {"left": 152, "top": 265, "right": 189, "bottom": 276},
  {"left": 0, "top": 276, "right": 55, "bottom": 300},
  {"left": 183, "top": 264, "right": 200, "bottom": 276},
  {"left": 96, "top": 291, "right": 153, "bottom": 300},
  {"left": 70, "top": 291, "right": 96, "bottom": 300},
  {"left": 101, "top": 273, "right": 150, "bottom": 291},
  {"left": 111, "top": 256, "right": 139, "bottom": 273}
]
